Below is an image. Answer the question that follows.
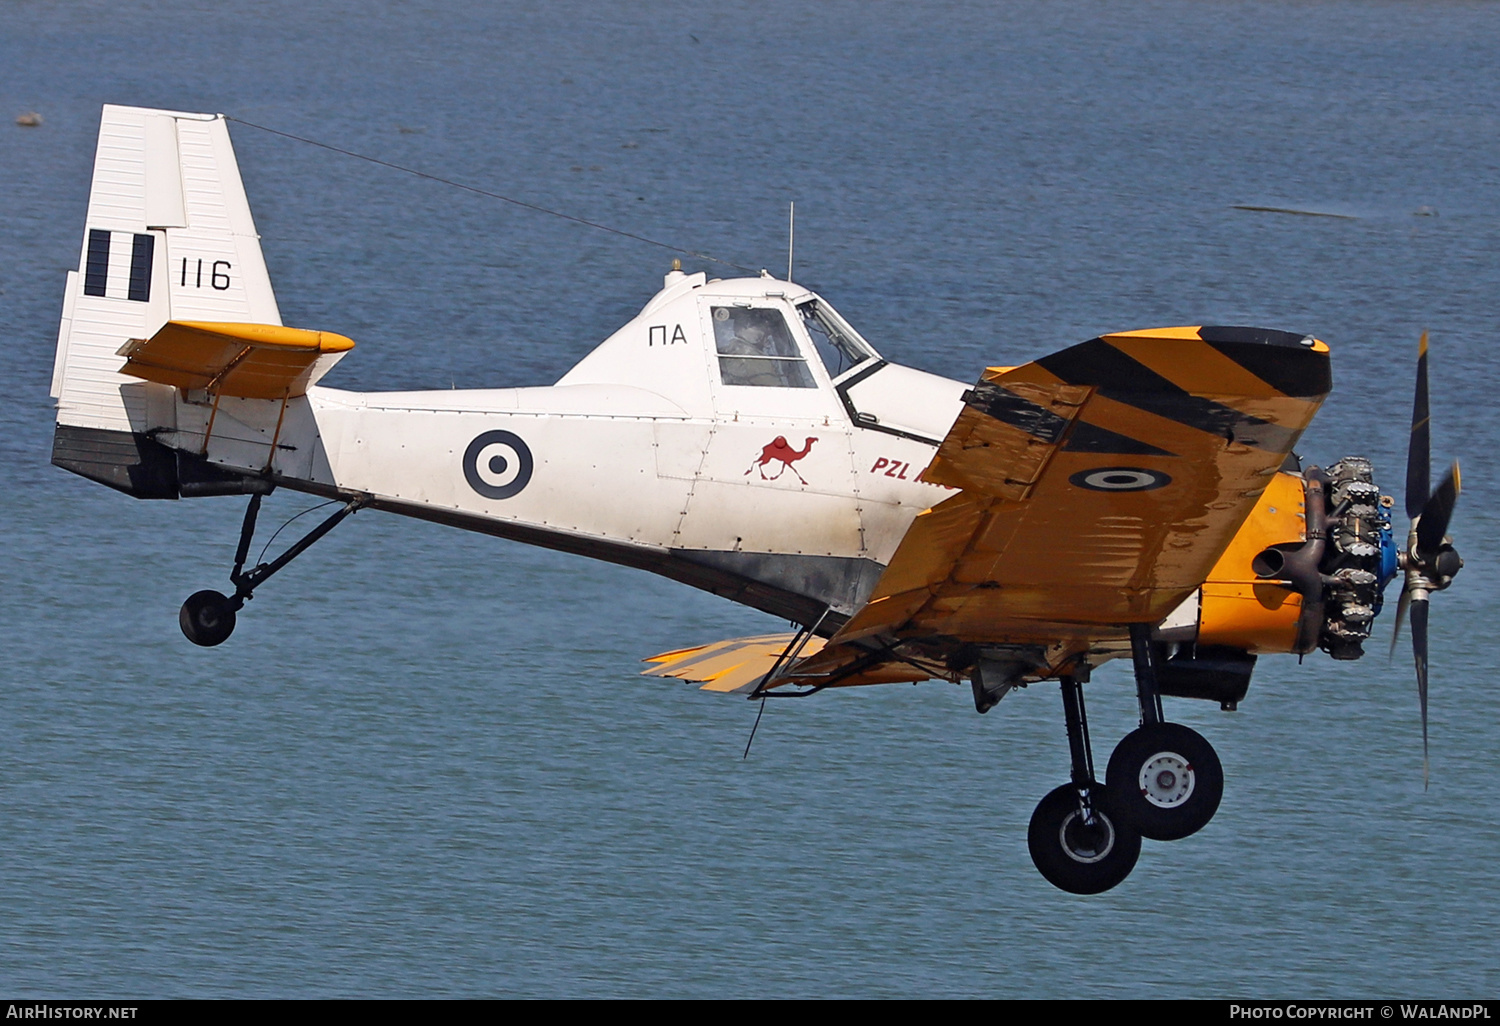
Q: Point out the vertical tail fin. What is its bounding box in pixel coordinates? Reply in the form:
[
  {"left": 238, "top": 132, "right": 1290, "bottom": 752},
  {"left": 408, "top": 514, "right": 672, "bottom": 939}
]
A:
[
  {"left": 52, "top": 105, "right": 282, "bottom": 495},
  {"left": 52, "top": 105, "right": 281, "bottom": 431}
]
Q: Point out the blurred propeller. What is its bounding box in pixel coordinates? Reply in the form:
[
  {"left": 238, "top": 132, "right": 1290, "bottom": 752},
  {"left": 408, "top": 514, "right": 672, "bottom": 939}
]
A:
[
  {"left": 1411, "top": 599, "right": 1429, "bottom": 788},
  {"left": 1391, "top": 331, "right": 1463, "bottom": 789},
  {"left": 1405, "top": 333, "right": 1431, "bottom": 520},
  {"left": 1416, "top": 463, "right": 1460, "bottom": 559}
]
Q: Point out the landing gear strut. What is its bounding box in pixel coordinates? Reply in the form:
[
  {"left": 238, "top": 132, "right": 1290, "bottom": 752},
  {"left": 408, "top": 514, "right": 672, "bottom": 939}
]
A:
[
  {"left": 179, "top": 492, "right": 365, "bottom": 647},
  {"left": 1105, "top": 625, "right": 1224, "bottom": 840},
  {"left": 1028, "top": 674, "right": 1142, "bottom": 894}
]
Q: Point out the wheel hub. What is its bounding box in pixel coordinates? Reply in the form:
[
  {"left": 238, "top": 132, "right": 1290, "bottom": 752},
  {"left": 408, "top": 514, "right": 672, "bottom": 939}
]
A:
[
  {"left": 1138, "top": 751, "right": 1195, "bottom": 808},
  {"left": 1059, "top": 808, "right": 1116, "bottom": 864}
]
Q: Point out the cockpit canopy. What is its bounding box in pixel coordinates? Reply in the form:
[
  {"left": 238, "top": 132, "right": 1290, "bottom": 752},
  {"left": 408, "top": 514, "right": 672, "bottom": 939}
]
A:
[
  {"left": 708, "top": 299, "right": 876, "bottom": 389},
  {"left": 556, "top": 271, "right": 882, "bottom": 415},
  {"left": 553, "top": 266, "right": 966, "bottom": 444}
]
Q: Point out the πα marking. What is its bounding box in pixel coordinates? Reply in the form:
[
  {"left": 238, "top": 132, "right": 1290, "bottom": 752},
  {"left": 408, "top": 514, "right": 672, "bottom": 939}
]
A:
[{"left": 648, "top": 324, "right": 688, "bottom": 346}]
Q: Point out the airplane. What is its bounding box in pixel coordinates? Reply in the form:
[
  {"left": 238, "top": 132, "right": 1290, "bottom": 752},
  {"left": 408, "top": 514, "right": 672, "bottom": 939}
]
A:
[{"left": 49, "top": 105, "right": 1464, "bottom": 894}]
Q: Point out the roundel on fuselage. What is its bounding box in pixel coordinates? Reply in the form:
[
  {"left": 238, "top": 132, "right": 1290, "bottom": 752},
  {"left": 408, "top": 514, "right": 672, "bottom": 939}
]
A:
[{"left": 464, "top": 430, "right": 534, "bottom": 500}]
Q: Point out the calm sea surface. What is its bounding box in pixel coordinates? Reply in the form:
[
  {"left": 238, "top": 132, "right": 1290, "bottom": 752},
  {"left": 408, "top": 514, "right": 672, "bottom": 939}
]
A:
[{"left": 1, "top": 0, "right": 1498, "bottom": 998}]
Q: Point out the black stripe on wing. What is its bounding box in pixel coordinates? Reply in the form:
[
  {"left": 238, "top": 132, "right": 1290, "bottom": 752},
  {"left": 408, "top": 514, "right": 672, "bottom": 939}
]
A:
[
  {"left": 962, "top": 382, "right": 1174, "bottom": 455},
  {"left": 1199, "top": 326, "right": 1332, "bottom": 398},
  {"left": 1037, "top": 337, "right": 1298, "bottom": 451}
]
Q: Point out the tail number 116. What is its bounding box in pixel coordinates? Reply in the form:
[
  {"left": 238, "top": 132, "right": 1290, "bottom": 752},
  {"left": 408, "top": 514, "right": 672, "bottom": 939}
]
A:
[{"left": 180, "top": 258, "right": 232, "bottom": 291}]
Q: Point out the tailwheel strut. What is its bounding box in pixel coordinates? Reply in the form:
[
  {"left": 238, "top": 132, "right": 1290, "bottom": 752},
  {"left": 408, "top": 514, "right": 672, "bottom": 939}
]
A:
[
  {"left": 1104, "top": 624, "right": 1224, "bottom": 841},
  {"left": 179, "top": 492, "right": 366, "bottom": 647},
  {"left": 1027, "top": 673, "right": 1141, "bottom": 895}
]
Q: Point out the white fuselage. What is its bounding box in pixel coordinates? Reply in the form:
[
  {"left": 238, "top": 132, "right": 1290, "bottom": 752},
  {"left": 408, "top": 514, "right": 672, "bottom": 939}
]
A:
[
  {"left": 46, "top": 108, "right": 970, "bottom": 623},
  {"left": 156, "top": 274, "right": 969, "bottom": 621}
]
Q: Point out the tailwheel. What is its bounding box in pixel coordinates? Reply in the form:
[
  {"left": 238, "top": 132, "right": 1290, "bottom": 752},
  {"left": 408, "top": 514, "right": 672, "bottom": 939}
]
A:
[
  {"left": 1028, "top": 783, "right": 1141, "bottom": 895},
  {"left": 179, "top": 590, "right": 238, "bottom": 647},
  {"left": 177, "top": 492, "right": 365, "bottom": 647},
  {"left": 1106, "top": 722, "right": 1223, "bottom": 841}
]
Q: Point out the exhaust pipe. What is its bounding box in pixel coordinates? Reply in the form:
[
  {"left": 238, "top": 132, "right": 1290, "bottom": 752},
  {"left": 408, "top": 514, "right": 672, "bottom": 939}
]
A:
[{"left": 1252, "top": 466, "right": 1328, "bottom": 655}]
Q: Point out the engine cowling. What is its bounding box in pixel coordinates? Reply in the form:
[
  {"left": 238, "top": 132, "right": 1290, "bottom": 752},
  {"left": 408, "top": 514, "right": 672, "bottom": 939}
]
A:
[{"left": 1157, "top": 457, "right": 1399, "bottom": 706}]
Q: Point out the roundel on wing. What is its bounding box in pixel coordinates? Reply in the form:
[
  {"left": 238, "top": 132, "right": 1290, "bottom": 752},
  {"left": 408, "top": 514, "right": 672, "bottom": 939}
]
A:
[
  {"left": 1069, "top": 467, "right": 1171, "bottom": 492},
  {"left": 464, "top": 430, "right": 534, "bottom": 500}
]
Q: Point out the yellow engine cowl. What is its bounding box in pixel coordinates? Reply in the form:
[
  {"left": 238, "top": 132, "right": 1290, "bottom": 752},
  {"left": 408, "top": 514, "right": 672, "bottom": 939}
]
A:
[{"left": 1197, "top": 471, "right": 1309, "bottom": 655}]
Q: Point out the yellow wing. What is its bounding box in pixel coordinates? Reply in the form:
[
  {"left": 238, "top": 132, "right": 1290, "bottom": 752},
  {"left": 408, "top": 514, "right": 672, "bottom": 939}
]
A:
[
  {"left": 646, "top": 325, "right": 1331, "bottom": 694},
  {"left": 841, "top": 326, "right": 1329, "bottom": 643}
]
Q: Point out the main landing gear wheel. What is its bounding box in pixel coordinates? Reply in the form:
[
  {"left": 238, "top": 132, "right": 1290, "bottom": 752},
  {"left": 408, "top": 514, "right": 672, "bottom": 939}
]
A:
[
  {"left": 1106, "top": 722, "right": 1223, "bottom": 841},
  {"left": 179, "top": 590, "right": 237, "bottom": 647},
  {"left": 1027, "top": 783, "right": 1142, "bottom": 895}
]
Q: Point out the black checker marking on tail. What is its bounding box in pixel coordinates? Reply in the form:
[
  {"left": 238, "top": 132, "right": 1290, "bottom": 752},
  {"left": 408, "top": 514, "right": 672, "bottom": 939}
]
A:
[
  {"left": 84, "top": 229, "right": 110, "bottom": 297},
  {"left": 1198, "top": 326, "right": 1332, "bottom": 398},
  {"left": 82, "top": 230, "right": 156, "bottom": 302},
  {"left": 128, "top": 233, "right": 155, "bottom": 302}
]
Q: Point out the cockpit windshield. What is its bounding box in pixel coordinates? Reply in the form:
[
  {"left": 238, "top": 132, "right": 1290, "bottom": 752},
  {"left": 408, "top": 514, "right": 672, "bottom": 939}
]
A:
[{"left": 797, "top": 300, "right": 876, "bottom": 379}]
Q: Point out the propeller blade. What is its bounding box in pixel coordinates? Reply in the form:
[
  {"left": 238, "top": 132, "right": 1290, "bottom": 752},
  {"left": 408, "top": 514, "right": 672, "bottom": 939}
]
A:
[
  {"left": 1411, "top": 598, "right": 1430, "bottom": 790},
  {"left": 1388, "top": 584, "right": 1411, "bottom": 659},
  {"left": 1405, "top": 331, "right": 1432, "bottom": 519},
  {"left": 1416, "top": 461, "right": 1461, "bottom": 560}
]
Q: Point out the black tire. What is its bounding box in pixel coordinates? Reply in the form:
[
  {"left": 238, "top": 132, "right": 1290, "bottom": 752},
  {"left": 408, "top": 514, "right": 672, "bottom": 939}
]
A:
[
  {"left": 1106, "top": 722, "right": 1223, "bottom": 841},
  {"left": 180, "top": 590, "right": 237, "bottom": 647},
  {"left": 1027, "top": 783, "right": 1142, "bottom": 895}
]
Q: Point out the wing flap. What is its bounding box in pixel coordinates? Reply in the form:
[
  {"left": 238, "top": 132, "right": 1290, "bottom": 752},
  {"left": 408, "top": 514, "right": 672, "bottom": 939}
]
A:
[
  {"left": 923, "top": 380, "right": 1091, "bottom": 499},
  {"left": 118, "top": 320, "right": 354, "bottom": 399},
  {"left": 642, "top": 634, "right": 827, "bottom": 693},
  {"left": 641, "top": 633, "right": 931, "bottom": 693}
]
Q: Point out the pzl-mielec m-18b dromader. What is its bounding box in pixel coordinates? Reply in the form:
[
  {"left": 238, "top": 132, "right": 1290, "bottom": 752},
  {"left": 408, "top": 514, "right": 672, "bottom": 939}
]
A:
[{"left": 50, "top": 106, "right": 1463, "bottom": 893}]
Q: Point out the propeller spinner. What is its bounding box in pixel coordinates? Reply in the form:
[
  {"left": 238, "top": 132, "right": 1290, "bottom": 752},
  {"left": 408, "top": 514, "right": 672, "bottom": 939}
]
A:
[{"left": 1391, "top": 331, "right": 1464, "bottom": 788}]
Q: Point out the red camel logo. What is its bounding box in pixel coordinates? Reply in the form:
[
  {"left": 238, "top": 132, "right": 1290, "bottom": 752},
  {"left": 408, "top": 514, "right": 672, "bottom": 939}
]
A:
[{"left": 746, "top": 436, "right": 818, "bottom": 485}]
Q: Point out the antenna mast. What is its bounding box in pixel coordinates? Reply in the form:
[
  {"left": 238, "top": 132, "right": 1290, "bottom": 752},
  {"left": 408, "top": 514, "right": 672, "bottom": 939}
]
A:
[{"left": 787, "top": 201, "right": 795, "bottom": 282}]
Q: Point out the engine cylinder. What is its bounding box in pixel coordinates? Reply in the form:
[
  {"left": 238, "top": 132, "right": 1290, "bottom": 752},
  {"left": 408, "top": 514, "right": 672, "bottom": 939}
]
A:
[{"left": 1316, "top": 457, "right": 1396, "bottom": 659}]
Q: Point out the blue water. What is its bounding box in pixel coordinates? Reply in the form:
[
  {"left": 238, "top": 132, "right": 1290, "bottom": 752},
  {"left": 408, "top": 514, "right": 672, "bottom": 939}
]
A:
[{"left": 2, "top": 0, "right": 1498, "bottom": 997}]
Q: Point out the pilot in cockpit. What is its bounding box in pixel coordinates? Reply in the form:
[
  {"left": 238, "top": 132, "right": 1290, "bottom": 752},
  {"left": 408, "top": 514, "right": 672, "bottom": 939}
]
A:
[{"left": 712, "top": 307, "right": 815, "bottom": 388}]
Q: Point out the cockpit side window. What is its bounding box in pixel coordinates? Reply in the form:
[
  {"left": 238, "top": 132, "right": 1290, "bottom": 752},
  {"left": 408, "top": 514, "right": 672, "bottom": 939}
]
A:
[
  {"left": 711, "top": 306, "right": 816, "bottom": 388},
  {"left": 798, "top": 300, "right": 875, "bottom": 379}
]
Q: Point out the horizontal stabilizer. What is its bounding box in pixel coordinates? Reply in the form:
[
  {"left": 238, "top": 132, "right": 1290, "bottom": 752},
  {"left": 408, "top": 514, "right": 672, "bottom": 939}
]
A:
[
  {"left": 642, "top": 633, "right": 827, "bottom": 693},
  {"left": 118, "top": 320, "right": 354, "bottom": 399}
]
